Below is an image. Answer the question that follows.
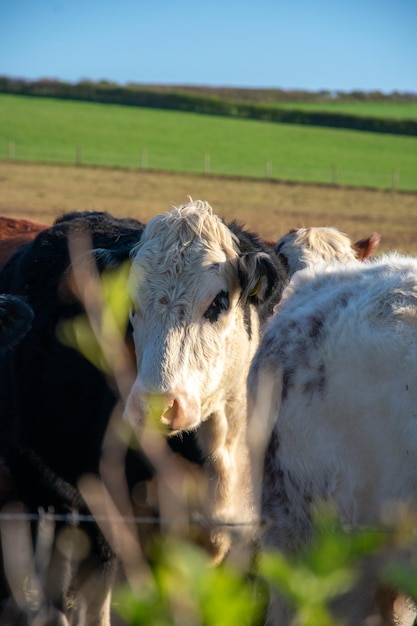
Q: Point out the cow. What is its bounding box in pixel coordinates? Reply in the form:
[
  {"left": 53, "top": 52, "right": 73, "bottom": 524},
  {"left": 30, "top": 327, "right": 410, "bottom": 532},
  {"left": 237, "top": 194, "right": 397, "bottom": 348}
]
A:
[
  {"left": 0, "top": 210, "right": 150, "bottom": 626},
  {"left": 0, "top": 204, "right": 287, "bottom": 625},
  {"left": 0, "top": 443, "right": 117, "bottom": 626},
  {"left": 0, "top": 292, "right": 35, "bottom": 623},
  {"left": 0, "top": 216, "right": 48, "bottom": 240},
  {"left": 123, "top": 199, "right": 287, "bottom": 557},
  {"left": 0, "top": 216, "right": 49, "bottom": 271},
  {"left": 274, "top": 226, "right": 380, "bottom": 276},
  {"left": 247, "top": 253, "right": 417, "bottom": 626}
]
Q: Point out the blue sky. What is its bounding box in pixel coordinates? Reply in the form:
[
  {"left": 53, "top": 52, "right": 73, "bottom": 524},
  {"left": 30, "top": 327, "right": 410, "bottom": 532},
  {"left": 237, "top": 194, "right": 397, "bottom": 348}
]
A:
[{"left": 1, "top": 0, "right": 416, "bottom": 93}]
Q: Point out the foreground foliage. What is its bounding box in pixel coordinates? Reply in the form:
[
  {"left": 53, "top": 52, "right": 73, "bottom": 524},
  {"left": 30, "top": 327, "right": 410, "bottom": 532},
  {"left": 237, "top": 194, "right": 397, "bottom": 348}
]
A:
[{"left": 114, "top": 510, "right": 417, "bottom": 626}]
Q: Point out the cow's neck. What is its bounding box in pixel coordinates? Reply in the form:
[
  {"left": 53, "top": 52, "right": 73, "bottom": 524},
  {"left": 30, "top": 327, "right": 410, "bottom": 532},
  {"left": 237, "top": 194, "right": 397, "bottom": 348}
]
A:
[
  {"left": 201, "top": 309, "right": 260, "bottom": 520},
  {"left": 196, "top": 391, "right": 255, "bottom": 563}
]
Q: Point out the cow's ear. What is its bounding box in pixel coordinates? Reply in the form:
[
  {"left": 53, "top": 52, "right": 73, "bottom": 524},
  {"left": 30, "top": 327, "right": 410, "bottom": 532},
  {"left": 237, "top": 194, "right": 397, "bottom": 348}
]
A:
[
  {"left": 353, "top": 232, "right": 380, "bottom": 260},
  {"left": 91, "top": 247, "right": 132, "bottom": 272},
  {"left": 237, "top": 252, "right": 283, "bottom": 304},
  {"left": 59, "top": 247, "right": 132, "bottom": 302}
]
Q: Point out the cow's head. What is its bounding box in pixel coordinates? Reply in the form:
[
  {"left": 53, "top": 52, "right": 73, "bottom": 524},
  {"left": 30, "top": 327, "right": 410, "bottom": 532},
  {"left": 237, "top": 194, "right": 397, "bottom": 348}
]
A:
[
  {"left": 274, "top": 226, "right": 380, "bottom": 276},
  {"left": 124, "top": 200, "right": 284, "bottom": 435}
]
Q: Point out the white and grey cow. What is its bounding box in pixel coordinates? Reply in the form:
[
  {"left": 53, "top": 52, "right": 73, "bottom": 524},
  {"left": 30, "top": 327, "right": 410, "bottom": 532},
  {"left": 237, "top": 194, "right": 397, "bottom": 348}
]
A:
[
  {"left": 274, "top": 226, "right": 380, "bottom": 276},
  {"left": 125, "top": 199, "right": 287, "bottom": 562},
  {"left": 248, "top": 253, "right": 417, "bottom": 625}
]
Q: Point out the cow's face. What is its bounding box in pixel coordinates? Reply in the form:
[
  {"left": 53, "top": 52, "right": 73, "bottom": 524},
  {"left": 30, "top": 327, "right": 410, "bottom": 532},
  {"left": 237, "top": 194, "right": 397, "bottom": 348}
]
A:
[{"left": 124, "top": 202, "right": 276, "bottom": 435}]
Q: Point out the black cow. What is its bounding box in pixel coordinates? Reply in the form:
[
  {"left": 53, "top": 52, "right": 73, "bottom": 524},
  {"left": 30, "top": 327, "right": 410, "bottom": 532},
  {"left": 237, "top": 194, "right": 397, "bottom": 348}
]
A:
[
  {"left": 0, "top": 212, "right": 150, "bottom": 625},
  {"left": 0, "top": 211, "right": 210, "bottom": 625},
  {"left": 0, "top": 442, "right": 115, "bottom": 626},
  {"left": 0, "top": 212, "right": 148, "bottom": 478}
]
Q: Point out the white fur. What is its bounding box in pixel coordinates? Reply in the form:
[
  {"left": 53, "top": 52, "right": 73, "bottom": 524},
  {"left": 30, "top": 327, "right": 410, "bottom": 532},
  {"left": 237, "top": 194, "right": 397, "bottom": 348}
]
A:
[
  {"left": 125, "top": 200, "right": 262, "bottom": 562},
  {"left": 248, "top": 253, "right": 417, "bottom": 625},
  {"left": 275, "top": 226, "right": 364, "bottom": 275}
]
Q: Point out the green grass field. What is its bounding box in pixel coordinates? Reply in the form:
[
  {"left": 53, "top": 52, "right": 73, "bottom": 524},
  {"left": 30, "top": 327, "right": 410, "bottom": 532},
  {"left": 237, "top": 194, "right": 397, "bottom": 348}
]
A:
[
  {"left": 1, "top": 94, "right": 416, "bottom": 191},
  {"left": 263, "top": 101, "right": 417, "bottom": 119}
]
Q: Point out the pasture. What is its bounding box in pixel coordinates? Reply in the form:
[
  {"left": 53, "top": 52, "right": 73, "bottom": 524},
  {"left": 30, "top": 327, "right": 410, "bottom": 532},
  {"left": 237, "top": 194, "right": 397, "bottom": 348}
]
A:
[
  {"left": 1, "top": 94, "right": 417, "bottom": 191},
  {"left": 1, "top": 160, "right": 417, "bottom": 254}
]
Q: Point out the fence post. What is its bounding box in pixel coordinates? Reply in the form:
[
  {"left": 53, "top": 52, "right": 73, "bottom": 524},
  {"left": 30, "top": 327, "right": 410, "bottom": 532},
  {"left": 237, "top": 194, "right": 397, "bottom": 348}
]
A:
[
  {"left": 204, "top": 153, "right": 210, "bottom": 174},
  {"left": 76, "top": 145, "right": 82, "bottom": 166},
  {"left": 7, "top": 139, "right": 15, "bottom": 160},
  {"left": 392, "top": 168, "right": 399, "bottom": 191},
  {"left": 265, "top": 160, "right": 272, "bottom": 178},
  {"left": 331, "top": 164, "right": 338, "bottom": 185},
  {"left": 141, "top": 149, "right": 147, "bottom": 169}
]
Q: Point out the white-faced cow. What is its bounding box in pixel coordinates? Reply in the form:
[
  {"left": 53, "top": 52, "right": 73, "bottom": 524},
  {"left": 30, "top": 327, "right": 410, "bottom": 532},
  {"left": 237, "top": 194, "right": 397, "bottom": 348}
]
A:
[
  {"left": 124, "top": 199, "right": 287, "bottom": 561},
  {"left": 0, "top": 205, "right": 287, "bottom": 625},
  {"left": 274, "top": 226, "right": 380, "bottom": 276},
  {"left": 247, "top": 253, "right": 417, "bottom": 626}
]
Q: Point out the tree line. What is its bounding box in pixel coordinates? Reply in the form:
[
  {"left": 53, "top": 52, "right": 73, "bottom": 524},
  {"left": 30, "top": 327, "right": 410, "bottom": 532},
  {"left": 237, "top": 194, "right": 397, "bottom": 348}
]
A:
[{"left": 1, "top": 76, "right": 416, "bottom": 137}]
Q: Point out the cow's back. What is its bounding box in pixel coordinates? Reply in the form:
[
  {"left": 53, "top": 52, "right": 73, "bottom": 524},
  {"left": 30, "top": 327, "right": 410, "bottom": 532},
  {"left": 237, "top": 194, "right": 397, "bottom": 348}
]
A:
[
  {"left": 249, "top": 254, "right": 417, "bottom": 626},
  {"left": 250, "top": 254, "right": 417, "bottom": 534}
]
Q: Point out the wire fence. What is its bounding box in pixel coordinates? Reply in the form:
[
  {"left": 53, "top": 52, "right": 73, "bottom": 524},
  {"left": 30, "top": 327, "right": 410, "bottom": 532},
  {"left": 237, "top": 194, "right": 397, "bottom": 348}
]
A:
[
  {"left": 0, "top": 509, "right": 416, "bottom": 535},
  {"left": 0, "top": 510, "right": 255, "bottom": 528},
  {"left": 1, "top": 140, "right": 411, "bottom": 192}
]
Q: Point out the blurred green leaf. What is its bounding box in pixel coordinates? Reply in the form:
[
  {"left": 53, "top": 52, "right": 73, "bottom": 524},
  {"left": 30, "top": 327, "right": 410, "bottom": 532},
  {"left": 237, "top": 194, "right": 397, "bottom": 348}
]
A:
[
  {"left": 114, "top": 538, "right": 264, "bottom": 626},
  {"left": 257, "top": 506, "right": 389, "bottom": 626},
  {"left": 56, "top": 262, "right": 132, "bottom": 374},
  {"left": 101, "top": 261, "right": 132, "bottom": 335},
  {"left": 57, "top": 313, "right": 108, "bottom": 372}
]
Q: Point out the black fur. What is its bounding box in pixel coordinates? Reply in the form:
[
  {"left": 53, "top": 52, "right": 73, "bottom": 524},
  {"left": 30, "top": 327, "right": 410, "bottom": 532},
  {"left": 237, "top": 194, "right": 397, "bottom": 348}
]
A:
[
  {"left": 0, "top": 294, "right": 33, "bottom": 353},
  {"left": 227, "top": 219, "right": 288, "bottom": 324},
  {"left": 0, "top": 441, "right": 116, "bottom": 626},
  {"left": 0, "top": 210, "right": 204, "bottom": 623}
]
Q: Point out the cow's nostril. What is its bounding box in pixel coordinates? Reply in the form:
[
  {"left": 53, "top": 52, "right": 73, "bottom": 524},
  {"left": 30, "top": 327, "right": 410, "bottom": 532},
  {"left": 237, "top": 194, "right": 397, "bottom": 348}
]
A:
[
  {"left": 161, "top": 398, "right": 178, "bottom": 428},
  {"left": 132, "top": 389, "right": 201, "bottom": 432}
]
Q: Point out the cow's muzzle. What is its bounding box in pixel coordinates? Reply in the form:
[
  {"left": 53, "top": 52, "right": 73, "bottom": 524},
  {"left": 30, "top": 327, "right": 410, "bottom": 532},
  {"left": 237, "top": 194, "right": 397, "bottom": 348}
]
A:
[{"left": 124, "top": 385, "right": 201, "bottom": 434}]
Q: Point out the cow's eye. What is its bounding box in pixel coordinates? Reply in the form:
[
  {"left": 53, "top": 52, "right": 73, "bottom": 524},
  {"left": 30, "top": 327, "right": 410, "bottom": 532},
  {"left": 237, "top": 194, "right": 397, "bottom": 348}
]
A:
[{"left": 204, "top": 290, "right": 229, "bottom": 323}]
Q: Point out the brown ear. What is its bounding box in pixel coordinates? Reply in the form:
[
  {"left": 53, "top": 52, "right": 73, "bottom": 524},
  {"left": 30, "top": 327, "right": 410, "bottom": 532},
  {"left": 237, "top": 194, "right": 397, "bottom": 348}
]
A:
[{"left": 353, "top": 232, "right": 381, "bottom": 260}]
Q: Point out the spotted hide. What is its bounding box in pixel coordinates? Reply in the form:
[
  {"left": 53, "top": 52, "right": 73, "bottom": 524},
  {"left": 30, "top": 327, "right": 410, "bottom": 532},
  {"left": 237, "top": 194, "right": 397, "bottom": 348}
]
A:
[{"left": 248, "top": 253, "right": 417, "bottom": 626}]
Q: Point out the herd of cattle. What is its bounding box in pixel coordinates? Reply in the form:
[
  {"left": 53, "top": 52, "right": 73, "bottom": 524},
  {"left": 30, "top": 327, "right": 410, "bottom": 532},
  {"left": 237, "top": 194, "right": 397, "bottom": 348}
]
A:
[{"left": 0, "top": 202, "right": 416, "bottom": 626}]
